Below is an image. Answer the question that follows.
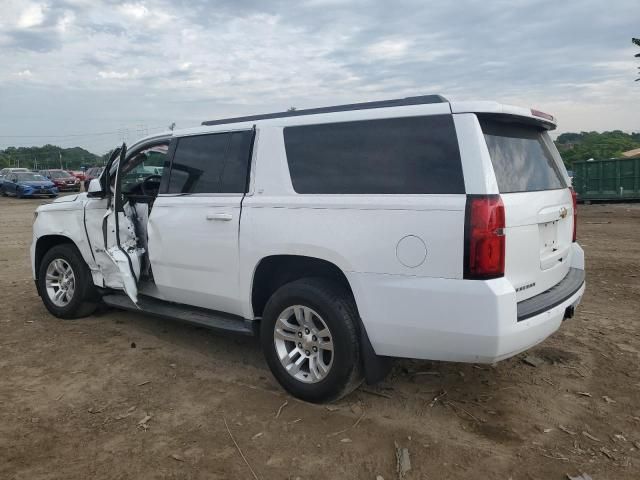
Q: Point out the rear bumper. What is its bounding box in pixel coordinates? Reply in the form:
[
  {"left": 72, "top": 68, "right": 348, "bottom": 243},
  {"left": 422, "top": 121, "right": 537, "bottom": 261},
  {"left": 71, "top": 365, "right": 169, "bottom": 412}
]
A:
[
  {"left": 347, "top": 244, "right": 585, "bottom": 364},
  {"left": 517, "top": 268, "right": 585, "bottom": 321}
]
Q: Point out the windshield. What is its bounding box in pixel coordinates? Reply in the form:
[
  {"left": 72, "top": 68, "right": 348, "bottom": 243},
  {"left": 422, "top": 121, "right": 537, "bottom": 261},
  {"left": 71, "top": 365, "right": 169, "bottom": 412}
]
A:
[
  {"left": 50, "top": 170, "right": 73, "bottom": 178},
  {"left": 16, "top": 173, "right": 46, "bottom": 181},
  {"left": 480, "top": 119, "right": 567, "bottom": 193}
]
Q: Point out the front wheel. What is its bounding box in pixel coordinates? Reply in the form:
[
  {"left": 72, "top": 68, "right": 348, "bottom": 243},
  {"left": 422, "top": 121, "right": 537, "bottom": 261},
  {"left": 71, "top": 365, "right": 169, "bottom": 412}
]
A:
[
  {"left": 260, "top": 278, "right": 363, "bottom": 403},
  {"left": 38, "top": 244, "right": 98, "bottom": 319}
]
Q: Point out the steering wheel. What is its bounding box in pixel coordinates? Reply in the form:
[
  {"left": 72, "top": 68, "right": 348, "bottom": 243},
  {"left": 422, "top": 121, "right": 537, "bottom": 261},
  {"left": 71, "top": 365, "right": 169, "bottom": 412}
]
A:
[{"left": 140, "top": 175, "right": 162, "bottom": 196}]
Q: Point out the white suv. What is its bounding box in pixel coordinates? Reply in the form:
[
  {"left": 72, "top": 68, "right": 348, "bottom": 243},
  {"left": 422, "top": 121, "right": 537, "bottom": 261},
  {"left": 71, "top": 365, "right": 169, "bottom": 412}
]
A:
[{"left": 31, "top": 95, "right": 585, "bottom": 402}]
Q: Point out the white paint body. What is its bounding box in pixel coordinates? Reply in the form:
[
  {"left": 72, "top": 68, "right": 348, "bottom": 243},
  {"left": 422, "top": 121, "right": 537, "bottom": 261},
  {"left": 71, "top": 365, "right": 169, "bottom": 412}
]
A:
[{"left": 31, "top": 100, "right": 585, "bottom": 363}]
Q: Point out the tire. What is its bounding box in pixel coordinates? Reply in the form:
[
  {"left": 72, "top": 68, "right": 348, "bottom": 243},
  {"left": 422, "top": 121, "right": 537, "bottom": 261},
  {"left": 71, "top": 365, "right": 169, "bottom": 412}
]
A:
[
  {"left": 260, "top": 278, "right": 363, "bottom": 403},
  {"left": 38, "top": 244, "right": 98, "bottom": 319}
]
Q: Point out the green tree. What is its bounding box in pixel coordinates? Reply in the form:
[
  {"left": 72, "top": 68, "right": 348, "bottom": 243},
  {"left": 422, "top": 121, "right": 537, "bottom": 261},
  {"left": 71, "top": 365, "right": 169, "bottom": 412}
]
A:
[
  {"left": 555, "top": 131, "right": 640, "bottom": 167},
  {"left": 0, "top": 145, "right": 101, "bottom": 170}
]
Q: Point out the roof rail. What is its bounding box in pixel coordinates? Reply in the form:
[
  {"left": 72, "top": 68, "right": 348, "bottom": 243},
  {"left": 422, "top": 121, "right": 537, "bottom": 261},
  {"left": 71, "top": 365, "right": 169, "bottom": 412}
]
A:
[{"left": 201, "top": 94, "right": 448, "bottom": 126}]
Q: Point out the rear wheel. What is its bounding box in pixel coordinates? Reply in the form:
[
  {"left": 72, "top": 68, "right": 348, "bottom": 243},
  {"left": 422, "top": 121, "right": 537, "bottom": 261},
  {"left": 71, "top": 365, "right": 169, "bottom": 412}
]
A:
[
  {"left": 260, "top": 278, "right": 363, "bottom": 403},
  {"left": 38, "top": 244, "right": 98, "bottom": 319}
]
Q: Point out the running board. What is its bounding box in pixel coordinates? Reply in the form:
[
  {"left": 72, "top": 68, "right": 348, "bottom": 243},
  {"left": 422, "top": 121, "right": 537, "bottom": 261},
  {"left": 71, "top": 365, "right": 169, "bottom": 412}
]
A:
[{"left": 102, "top": 293, "right": 254, "bottom": 336}]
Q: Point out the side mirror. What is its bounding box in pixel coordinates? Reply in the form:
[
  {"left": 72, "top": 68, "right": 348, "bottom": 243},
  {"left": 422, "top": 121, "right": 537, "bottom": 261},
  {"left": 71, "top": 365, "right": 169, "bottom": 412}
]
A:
[{"left": 87, "top": 178, "right": 103, "bottom": 197}]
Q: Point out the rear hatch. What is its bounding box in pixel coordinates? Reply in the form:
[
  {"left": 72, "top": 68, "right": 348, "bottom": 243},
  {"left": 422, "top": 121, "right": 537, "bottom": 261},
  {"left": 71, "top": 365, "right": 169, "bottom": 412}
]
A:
[{"left": 479, "top": 117, "right": 574, "bottom": 302}]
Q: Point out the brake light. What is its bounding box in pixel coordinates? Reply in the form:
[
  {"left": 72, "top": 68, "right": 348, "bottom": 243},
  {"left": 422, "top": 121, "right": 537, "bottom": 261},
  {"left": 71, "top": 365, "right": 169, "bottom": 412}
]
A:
[
  {"left": 531, "top": 109, "right": 554, "bottom": 122},
  {"left": 464, "top": 195, "right": 505, "bottom": 279},
  {"left": 570, "top": 187, "right": 577, "bottom": 242}
]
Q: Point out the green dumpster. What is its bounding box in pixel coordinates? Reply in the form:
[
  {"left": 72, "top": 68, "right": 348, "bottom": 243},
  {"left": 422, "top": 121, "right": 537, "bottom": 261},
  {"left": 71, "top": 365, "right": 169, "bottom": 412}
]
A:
[{"left": 573, "top": 158, "right": 640, "bottom": 201}]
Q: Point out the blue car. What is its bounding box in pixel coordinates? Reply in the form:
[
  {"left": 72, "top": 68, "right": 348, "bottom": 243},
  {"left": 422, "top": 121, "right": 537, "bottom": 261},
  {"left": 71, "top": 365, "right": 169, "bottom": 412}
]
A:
[{"left": 0, "top": 172, "right": 59, "bottom": 198}]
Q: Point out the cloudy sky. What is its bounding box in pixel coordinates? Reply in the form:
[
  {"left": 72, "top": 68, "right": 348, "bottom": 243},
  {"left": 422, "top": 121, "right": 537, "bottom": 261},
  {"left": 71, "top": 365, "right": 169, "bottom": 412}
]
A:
[{"left": 0, "top": 0, "right": 638, "bottom": 154}]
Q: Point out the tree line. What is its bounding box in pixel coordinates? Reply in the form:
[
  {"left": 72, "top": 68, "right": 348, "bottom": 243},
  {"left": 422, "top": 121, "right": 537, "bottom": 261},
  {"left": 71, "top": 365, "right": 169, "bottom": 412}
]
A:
[
  {"left": 556, "top": 131, "right": 640, "bottom": 166},
  {"left": 0, "top": 145, "right": 102, "bottom": 171},
  {"left": 2, "top": 130, "right": 639, "bottom": 172}
]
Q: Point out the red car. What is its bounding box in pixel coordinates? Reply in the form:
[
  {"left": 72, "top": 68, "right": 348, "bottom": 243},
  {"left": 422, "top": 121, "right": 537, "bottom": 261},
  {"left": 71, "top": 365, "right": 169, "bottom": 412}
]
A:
[
  {"left": 67, "top": 170, "right": 86, "bottom": 182},
  {"left": 38, "top": 169, "right": 81, "bottom": 192},
  {"left": 83, "top": 166, "right": 104, "bottom": 190}
]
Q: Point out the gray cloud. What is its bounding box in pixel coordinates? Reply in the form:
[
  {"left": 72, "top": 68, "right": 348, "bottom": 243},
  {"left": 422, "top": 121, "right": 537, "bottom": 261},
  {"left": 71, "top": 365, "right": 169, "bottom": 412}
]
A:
[
  {"left": 4, "top": 29, "right": 62, "bottom": 52},
  {"left": 0, "top": 0, "right": 638, "bottom": 153}
]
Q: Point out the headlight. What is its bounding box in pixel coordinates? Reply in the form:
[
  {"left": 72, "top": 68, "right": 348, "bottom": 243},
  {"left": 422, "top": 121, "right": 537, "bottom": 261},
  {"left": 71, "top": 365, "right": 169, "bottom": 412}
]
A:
[{"left": 33, "top": 211, "right": 38, "bottom": 221}]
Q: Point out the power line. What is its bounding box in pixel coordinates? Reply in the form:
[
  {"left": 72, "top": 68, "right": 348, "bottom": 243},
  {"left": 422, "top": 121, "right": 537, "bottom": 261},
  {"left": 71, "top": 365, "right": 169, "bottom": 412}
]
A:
[{"left": 0, "top": 125, "right": 168, "bottom": 139}]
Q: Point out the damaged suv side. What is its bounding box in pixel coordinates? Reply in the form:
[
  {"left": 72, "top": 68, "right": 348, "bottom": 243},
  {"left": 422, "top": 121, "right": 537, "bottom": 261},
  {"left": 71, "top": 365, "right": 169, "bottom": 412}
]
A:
[{"left": 32, "top": 95, "right": 585, "bottom": 403}]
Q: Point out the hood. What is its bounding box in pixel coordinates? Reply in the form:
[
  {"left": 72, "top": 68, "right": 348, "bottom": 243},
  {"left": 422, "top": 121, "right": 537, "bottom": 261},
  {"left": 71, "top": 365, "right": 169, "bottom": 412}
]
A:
[
  {"left": 53, "top": 193, "right": 82, "bottom": 203},
  {"left": 36, "top": 192, "right": 85, "bottom": 213}
]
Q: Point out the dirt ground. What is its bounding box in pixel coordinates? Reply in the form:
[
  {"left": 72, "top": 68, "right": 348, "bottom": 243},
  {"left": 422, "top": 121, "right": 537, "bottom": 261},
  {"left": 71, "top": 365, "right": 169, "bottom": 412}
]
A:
[{"left": 1, "top": 195, "right": 639, "bottom": 480}]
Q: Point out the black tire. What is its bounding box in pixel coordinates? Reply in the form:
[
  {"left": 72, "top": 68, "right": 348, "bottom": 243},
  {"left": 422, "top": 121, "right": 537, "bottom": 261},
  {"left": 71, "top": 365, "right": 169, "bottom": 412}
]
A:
[
  {"left": 38, "top": 244, "right": 98, "bottom": 319},
  {"left": 260, "top": 278, "right": 363, "bottom": 403}
]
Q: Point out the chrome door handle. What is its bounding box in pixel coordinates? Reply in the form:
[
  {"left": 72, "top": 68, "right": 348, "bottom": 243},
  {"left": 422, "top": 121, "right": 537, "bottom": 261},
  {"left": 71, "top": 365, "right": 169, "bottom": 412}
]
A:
[{"left": 206, "top": 213, "right": 233, "bottom": 221}]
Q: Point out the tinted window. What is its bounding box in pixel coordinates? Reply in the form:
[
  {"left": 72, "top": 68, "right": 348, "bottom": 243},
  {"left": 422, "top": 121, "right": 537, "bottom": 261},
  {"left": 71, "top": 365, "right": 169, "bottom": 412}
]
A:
[
  {"left": 219, "top": 131, "right": 254, "bottom": 193},
  {"left": 480, "top": 119, "right": 566, "bottom": 193},
  {"left": 283, "top": 115, "right": 464, "bottom": 194},
  {"left": 167, "top": 131, "right": 253, "bottom": 194}
]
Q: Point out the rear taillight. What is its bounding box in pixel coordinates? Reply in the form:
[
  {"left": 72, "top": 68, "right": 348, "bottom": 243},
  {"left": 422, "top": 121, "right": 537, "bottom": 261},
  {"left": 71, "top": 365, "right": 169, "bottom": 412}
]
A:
[
  {"left": 464, "top": 195, "right": 505, "bottom": 279},
  {"left": 570, "top": 187, "right": 577, "bottom": 242}
]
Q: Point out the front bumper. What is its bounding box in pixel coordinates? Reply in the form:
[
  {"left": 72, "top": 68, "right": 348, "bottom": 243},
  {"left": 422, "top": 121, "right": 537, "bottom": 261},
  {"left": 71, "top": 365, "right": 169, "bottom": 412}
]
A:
[
  {"left": 56, "top": 184, "right": 80, "bottom": 191},
  {"left": 20, "top": 187, "right": 59, "bottom": 197}
]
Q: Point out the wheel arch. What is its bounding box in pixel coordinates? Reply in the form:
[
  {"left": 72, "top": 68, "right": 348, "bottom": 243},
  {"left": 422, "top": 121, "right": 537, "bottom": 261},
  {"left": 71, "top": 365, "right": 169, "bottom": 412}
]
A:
[
  {"left": 34, "top": 235, "right": 78, "bottom": 282},
  {"left": 250, "top": 254, "right": 392, "bottom": 384},
  {"left": 251, "top": 254, "right": 353, "bottom": 318}
]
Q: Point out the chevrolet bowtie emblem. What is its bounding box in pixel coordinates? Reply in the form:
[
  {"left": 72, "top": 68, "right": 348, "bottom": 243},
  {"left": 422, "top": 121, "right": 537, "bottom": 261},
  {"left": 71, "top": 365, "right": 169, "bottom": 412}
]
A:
[{"left": 559, "top": 207, "right": 568, "bottom": 219}]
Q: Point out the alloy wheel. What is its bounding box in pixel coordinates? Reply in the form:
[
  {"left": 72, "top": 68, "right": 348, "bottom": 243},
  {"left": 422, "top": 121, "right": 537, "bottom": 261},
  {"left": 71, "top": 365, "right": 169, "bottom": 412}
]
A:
[
  {"left": 45, "top": 258, "right": 76, "bottom": 307},
  {"left": 273, "top": 305, "right": 334, "bottom": 383}
]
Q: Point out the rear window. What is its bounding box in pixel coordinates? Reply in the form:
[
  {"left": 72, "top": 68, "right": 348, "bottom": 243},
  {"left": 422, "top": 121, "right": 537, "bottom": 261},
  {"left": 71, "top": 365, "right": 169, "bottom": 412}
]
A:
[
  {"left": 480, "top": 119, "right": 566, "bottom": 193},
  {"left": 283, "top": 115, "right": 464, "bottom": 194}
]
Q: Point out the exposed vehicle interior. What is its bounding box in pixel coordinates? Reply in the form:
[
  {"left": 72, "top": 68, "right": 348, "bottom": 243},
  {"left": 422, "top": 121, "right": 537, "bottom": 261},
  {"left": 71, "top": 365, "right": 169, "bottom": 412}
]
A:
[
  {"left": 118, "top": 143, "right": 169, "bottom": 203},
  {"left": 106, "top": 140, "right": 171, "bottom": 285}
]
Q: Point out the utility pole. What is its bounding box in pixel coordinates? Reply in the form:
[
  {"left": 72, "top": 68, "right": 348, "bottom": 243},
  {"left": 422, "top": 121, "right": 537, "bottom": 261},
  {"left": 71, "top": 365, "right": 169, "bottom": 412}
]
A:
[{"left": 634, "top": 38, "right": 640, "bottom": 81}]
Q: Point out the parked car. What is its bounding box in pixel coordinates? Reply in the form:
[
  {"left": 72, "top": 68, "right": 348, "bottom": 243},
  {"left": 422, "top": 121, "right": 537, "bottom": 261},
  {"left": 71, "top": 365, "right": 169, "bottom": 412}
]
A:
[
  {"left": 31, "top": 95, "right": 585, "bottom": 403},
  {"left": 2, "top": 172, "right": 58, "bottom": 198},
  {"left": 38, "top": 169, "right": 81, "bottom": 192},
  {"left": 83, "top": 166, "right": 104, "bottom": 191},
  {"left": 67, "top": 170, "right": 86, "bottom": 182},
  {"left": 0, "top": 167, "right": 30, "bottom": 190}
]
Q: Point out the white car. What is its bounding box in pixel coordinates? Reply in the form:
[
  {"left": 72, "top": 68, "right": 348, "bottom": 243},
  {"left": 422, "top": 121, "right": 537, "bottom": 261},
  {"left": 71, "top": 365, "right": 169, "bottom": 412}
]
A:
[{"left": 31, "top": 95, "right": 585, "bottom": 402}]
